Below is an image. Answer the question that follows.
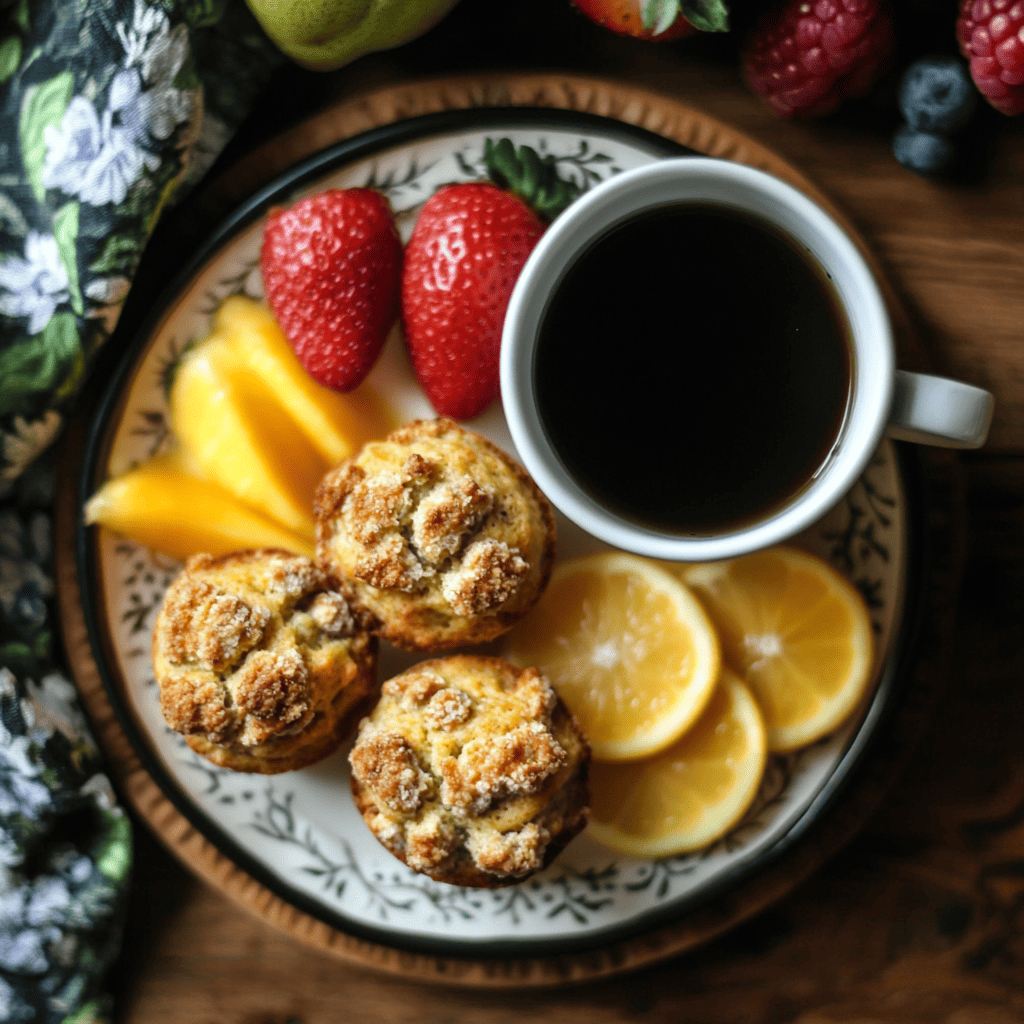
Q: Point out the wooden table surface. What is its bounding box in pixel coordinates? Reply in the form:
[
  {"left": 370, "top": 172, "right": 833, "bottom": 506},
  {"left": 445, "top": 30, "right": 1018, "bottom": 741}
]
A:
[{"left": 100, "top": 1, "right": 1024, "bottom": 1020}]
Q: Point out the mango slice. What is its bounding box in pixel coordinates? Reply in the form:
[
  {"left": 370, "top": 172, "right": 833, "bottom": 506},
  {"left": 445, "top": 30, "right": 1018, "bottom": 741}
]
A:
[
  {"left": 170, "top": 334, "right": 328, "bottom": 537},
  {"left": 85, "top": 453, "right": 314, "bottom": 561},
  {"left": 214, "top": 296, "right": 395, "bottom": 464},
  {"left": 90, "top": 295, "right": 397, "bottom": 563}
]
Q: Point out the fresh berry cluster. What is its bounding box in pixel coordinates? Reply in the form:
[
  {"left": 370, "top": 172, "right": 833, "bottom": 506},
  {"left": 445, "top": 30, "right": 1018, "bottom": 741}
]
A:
[
  {"left": 261, "top": 141, "right": 579, "bottom": 420},
  {"left": 574, "top": 0, "right": 1024, "bottom": 133}
]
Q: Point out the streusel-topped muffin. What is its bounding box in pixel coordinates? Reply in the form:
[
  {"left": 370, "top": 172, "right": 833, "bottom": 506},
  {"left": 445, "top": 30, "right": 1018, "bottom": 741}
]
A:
[
  {"left": 314, "top": 418, "right": 556, "bottom": 651},
  {"left": 153, "top": 549, "right": 377, "bottom": 774},
  {"left": 348, "top": 655, "right": 589, "bottom": 887}
]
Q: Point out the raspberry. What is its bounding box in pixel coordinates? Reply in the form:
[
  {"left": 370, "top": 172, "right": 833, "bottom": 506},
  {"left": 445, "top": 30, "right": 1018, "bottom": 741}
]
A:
[
  {"left": 956, "top": 0, "right": 1024, "bottom": 116},
  {"left": 742, "top": 0, "right": 895, "bottom": 118}
]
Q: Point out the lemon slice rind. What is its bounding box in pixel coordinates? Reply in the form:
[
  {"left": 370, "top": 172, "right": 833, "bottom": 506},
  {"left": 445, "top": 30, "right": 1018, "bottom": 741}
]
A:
[
  {"left": 678, "top": 546, "right": 875, "bottom": 754},
  {"left": 588, "top": 670, "right": 768, "bottom": 859}
]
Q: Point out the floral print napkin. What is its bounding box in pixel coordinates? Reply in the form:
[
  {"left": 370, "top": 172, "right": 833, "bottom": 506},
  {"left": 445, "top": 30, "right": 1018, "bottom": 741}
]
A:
[{"left": 0, "top": 1, "right": 282, "bottom": 1019}]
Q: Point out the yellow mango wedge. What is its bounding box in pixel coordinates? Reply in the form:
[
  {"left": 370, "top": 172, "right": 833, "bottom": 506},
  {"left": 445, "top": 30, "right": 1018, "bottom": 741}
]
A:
[
  {"left": 170, "top": 334, "right": 328, "bottom": 538},
  {"left": 214, "top": 296, "right": 394, "bottom": 464},
  {"left": 84, "top": 453, "right": 314, "bottom": 561}
]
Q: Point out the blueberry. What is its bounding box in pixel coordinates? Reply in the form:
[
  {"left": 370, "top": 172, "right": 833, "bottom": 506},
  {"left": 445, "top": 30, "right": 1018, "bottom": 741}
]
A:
[
  {"left": 899, "top": 56, "right": 977, "bottom": 134},
  {"left": 893, "top": 125, "right": 957, "bottom": 176}
]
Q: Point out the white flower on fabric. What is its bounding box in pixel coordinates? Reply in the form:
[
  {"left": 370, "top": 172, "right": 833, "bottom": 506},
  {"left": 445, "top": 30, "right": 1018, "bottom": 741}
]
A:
[
  {"left": 0, "top": 733, "right": 38, "bottom": 781},
  {"left": 116, "top": 0, "right": 170, "bottom": 67},
  {"left": 0, "top": 759, "right": 52, "bottom": 818},
  {"left": 108, "top": 67, "right": 149, "bottom": 148},
  {"left": 0, "top": 835, "right": 21, "bottom": 868},
  {"left": 40, "top": 96, "right": 104, "bottom": 195},
  {"left": 79, "top": 774, "right": 117, "bottom": 812},
  {"left": 139, "top": 23, "right": 194, "bottom": 140},
  {"left": 116, "top": 0, "right": 195, "bottom": 142},
  {"left": 0, "top": 924, "right": 57, "bottom": 975},
  {"left": 41, "top": 72, "right": 159, "bottom": 207},
  {"left": 25, "top": 877, "right": 71, "bottom": 928},
  {"left": 1, "top": 412, "right": 63, "bottom": 483},
  {"left": 85, "top": 275, "right": 131, "bottom": 335},
  {"left": 24, "top": 673, "right": 89, "bottom": 748},
  {"left": 0, "top": 233, "right": 69, "bottom": 334},
  {"left": 79, "top": 72, "right": 160, "bottom": 206}
]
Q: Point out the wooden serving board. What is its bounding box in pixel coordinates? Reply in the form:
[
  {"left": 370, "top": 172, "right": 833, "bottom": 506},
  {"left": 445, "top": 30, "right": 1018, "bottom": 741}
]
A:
[{"left": 53, "top": 72, "right": 966, "bottom": 987}]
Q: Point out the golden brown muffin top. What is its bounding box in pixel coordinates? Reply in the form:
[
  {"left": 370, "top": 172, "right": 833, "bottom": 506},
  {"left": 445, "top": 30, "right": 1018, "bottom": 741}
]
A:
[
  {"left": 349, "top": 655, "right": 588, "bottom": 881},
  {"left": 315, "top": 419, "right": 556, "bottom": 650},
  {"left": 154, "top": 549, "right": 362, "bottom": 749}
]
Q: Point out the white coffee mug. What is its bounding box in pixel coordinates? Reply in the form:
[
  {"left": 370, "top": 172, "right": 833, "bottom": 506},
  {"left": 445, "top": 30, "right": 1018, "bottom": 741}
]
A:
[{"left": 500, "top": 158, "right": 993, "bottom": 562}]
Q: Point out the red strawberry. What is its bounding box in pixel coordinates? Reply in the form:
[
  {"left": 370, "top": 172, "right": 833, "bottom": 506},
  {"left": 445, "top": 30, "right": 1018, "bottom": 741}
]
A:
[
  {"left": 742, "top": 0, "right": 894, "bottom": 119},
  {"left": 572, "top": 0, "right": 730, "bottom": 38},
  {"left": 401, "top": 183, "right": 545, "bottom": 420},
  {"left": 261, "top": 188, "right": 402, "bottom": 393},
  {"left": 573, "top": 0, "right": 698, "bottom": 40}
]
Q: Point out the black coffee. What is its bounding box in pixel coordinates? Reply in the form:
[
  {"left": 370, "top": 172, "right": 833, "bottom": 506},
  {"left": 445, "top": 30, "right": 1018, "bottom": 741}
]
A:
[{"left": 533, "top": 202, "right": 852, "bottom": 536}]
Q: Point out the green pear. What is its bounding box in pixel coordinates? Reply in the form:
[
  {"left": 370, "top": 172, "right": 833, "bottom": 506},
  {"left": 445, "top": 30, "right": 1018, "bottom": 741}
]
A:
[{"left": 244, "top": 0, "right": 464, "bottom": 71}]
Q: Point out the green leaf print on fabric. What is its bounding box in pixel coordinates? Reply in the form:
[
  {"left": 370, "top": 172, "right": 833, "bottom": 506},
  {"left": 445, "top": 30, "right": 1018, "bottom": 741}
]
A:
[
  {"left": 60, "top": 998, "right": 108, "bottom": 1024},
  {"left": 0, "top": 191, "right": 29, "bottom": 235},
  {"left": 0, "top": 35, "right": 21, "bottom": 84},
  {"left": 89, "top": 234, "right": 143, "bottom": 276},
  {"left": 18, "top": 70, "right": 73, "bottom": 203},
  {"left": 0, "top": 313, "right": 81, "bottom": 416},
  {"left": 179, "top": 0, "right": 230, "bottom": 28},
  {"left": 94, "top": 811, "right": 132, "bottom": 883},
  {"left": 52, "top": 201, "right": 82, "bottom": 315}
]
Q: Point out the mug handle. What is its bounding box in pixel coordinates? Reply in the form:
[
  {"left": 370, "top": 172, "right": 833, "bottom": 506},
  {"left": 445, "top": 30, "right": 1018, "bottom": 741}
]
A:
[{"left": 887, "top": 370, "right": 994, "bottom": 449}]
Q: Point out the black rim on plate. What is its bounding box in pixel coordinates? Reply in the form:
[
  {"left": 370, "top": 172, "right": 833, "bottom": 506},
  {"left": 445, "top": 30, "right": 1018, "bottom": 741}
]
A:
[{"left": 75, "top": 106, "right": 930, "bottom": 960}]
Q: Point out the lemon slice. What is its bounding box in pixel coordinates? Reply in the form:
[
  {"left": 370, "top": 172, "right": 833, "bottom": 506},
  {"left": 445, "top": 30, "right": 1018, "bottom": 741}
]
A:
[
  {"left": 503, "top": 552, "right": 720, "bottom": 762},
  {"left": 675, "top": 546, "right": 875, "bottom": 753},
  {"left": 588, "top": 669, "right": 767, "bottom": 858}
]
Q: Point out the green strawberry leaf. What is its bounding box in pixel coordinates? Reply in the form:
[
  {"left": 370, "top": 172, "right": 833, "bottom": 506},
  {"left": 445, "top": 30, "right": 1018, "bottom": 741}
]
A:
[
  {"left": 643, "top": 0, "right": 681, "bottom": 35},
  {"left": 483, "top": 138, "right": 581, "bottom": 223},
  {"left": 679, "top": 0, "right": 729, "bottom": 32}
]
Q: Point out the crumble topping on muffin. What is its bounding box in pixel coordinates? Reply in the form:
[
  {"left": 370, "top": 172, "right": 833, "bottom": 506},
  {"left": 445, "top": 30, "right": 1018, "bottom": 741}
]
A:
[
  {"left": 349, "top": 655, "right": 589, "bottom": 886},
  {"left": 315, "top": 418, "right": 556, "bottom": 651},
  {"left": 153, "top": 549, "right": 377, "bottom": 774}
]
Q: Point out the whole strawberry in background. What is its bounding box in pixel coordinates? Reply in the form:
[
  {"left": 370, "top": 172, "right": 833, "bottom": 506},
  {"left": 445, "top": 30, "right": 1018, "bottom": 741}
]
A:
[
  {"left": 401, "top": 139, "right": 579, "bottom": 420},
  {"left": 743, "top": 0, "right": 895, "bottom": 118},
  {"left": 261, "top": 188, "right": 402, "bottom": 393},
  {"left": 957, "top": 0, "right": 1024, "bottom": 116},
  {"left": 571, "top": 0, "right": 730, "bottom": 39}
]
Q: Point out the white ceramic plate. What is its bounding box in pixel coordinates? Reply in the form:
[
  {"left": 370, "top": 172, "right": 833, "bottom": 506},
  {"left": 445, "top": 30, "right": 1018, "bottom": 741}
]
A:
[{"left": 79, "top": 109, "right": 916, "bottom": 955}]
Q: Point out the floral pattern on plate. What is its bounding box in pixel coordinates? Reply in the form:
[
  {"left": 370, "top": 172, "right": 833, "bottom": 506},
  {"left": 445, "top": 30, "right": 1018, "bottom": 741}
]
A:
[{"left": 87, "top": 122, "right": 907, "bottom": 947}]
